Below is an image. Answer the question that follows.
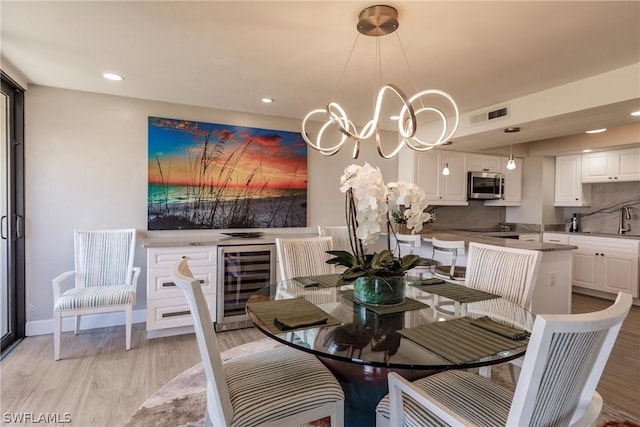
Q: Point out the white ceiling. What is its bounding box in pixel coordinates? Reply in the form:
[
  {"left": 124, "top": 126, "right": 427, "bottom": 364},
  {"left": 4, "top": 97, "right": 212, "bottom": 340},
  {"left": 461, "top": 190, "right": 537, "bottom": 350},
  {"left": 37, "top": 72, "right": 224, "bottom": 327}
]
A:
[{"left": 2, "top": 1, "right": 639, "bottom": 153}]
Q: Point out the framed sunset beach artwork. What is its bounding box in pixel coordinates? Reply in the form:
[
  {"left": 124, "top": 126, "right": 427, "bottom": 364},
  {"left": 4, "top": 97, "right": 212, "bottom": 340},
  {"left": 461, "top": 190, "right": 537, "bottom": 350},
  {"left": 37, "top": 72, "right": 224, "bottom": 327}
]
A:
[{"left": 148, "top": 117, "right": 307, "bottom": 230}]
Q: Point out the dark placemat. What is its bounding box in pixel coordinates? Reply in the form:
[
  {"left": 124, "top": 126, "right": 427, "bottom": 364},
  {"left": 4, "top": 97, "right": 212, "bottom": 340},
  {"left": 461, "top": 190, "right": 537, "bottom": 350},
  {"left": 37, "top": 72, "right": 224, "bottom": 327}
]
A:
[
  {"left": 411, "top": 281, "right": 500, "bottom": 303},
  {"left": 292, "top": 273, "right": 342, "bottom": 288},
  {"left": 247, "top": 297, "right": 342, "bottom": 334},
  {"left": 399, "top": 316, "right": 529, "bottom": 364},
  {"left": 339, "top": 289, "right": 429, "bottom": 315}
]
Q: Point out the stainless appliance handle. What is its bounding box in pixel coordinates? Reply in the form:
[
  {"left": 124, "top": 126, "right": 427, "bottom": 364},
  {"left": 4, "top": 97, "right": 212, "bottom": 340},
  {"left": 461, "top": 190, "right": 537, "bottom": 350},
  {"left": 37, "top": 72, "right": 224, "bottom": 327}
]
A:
[{"left": 1, "top": 215, "right": 6, "bottom": 240}]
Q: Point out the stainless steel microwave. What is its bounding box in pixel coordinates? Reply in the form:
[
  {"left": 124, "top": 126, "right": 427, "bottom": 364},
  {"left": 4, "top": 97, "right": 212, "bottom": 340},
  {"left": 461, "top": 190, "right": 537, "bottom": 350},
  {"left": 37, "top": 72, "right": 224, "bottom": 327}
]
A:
[{"left": 467, "top": 171, "right": 504, "bottom": 200}]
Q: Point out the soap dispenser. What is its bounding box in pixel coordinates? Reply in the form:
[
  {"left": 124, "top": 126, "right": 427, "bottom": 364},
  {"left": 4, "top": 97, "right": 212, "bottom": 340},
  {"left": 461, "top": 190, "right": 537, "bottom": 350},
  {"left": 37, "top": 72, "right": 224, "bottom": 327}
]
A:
[{"left": 569, "top": 214, "right": 579, "bottom": 232}]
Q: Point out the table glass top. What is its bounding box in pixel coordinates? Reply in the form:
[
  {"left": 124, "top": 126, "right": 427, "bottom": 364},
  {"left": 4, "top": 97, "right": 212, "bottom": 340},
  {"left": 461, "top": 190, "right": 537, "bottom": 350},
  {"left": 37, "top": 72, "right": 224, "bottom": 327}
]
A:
[{"left": 246, "top": 276, "right": 535, "bottom": 370}]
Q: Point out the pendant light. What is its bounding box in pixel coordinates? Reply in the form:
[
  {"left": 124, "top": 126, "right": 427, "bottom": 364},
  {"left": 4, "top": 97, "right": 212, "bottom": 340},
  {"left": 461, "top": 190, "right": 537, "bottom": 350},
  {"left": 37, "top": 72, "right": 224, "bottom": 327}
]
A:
[
  {"left": 504, "top": 127, "right": 520, "bottom": 170},
  {"left": 302, "top": 5, "right": 460, "bottom": 159},
  {"left": 442, "top": 162, "right": 450, "bottom": 176}
]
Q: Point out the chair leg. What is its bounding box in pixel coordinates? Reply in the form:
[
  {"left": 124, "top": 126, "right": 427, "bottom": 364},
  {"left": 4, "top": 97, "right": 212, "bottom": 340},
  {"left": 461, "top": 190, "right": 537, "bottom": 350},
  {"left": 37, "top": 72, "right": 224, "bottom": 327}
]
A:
[
  {"left": 479, "top": 365, "right": 491, "bottom": 379},
  {"left": 54, "top": 312, "right": 62, "bottom": 361},
  {"left": 508, "top": 363, "right": 521, "bottom": 384},
  {"left": 74, "top": 315, "right": 81, "bottom": 335},
  {"left": 125, "top": 306, "right": 132, "bottom": 350}
]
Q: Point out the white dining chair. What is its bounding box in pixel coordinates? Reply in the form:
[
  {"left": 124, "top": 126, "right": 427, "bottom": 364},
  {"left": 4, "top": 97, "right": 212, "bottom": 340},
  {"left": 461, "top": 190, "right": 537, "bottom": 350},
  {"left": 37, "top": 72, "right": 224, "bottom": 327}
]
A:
[
  {"left": 376, "top": 292, "right": 633, "bottom": 427},
  {"left": 318, "top": 225, "right": 351, "bottom": 253},
  {"left": 430, "top": 238, "right": 466, "bottom": 283},
  {"left": 463, "top": 241, "right": 542, "bottom": 380},
  {"left": 393, "top": 233, "right": 433, "bottom": 279},
  {"left": 275, "top": 236, "right": 336, "bottom": 281},
  {"left": 171, "top": 258, "right": 345, "bottom": 427},
  {"left": 464, "top": 242, "right": 542, "bottom": 310},
  {"left": 52, "top": 228, "right": 140, "bottom": 360}
]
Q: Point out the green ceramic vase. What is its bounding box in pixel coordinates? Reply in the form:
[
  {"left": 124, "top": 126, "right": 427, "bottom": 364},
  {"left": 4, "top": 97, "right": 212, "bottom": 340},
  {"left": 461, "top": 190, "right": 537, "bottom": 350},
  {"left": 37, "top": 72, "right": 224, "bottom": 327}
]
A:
[{"left": 353, "top": 276, "right": 405, "bottom": 305}]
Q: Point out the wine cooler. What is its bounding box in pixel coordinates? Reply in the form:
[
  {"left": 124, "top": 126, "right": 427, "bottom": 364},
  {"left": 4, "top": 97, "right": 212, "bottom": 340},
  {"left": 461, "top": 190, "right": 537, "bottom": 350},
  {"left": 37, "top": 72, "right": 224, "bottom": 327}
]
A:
[{"left": 215, "top": 243, "right": 276, "bottom": 331}]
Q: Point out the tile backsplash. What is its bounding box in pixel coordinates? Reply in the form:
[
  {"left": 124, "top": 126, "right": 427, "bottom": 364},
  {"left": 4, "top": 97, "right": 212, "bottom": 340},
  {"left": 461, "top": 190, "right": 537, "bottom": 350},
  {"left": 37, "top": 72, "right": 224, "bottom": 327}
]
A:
[{"left": 561, "top": 182, "right": 640, "bottom": 234}]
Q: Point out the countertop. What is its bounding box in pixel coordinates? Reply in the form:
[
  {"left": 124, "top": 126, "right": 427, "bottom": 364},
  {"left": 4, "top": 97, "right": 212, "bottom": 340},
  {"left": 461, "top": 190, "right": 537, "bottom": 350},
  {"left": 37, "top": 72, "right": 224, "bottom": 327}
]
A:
[
  {"left": 421, "top": 231, "right": 577, "bottom": 252},
  {"left": 543, "top": 230, "right": 640, "bottom": 240},
  {"left": 142, "top": 232, "right": 317, "bottom": 248}
]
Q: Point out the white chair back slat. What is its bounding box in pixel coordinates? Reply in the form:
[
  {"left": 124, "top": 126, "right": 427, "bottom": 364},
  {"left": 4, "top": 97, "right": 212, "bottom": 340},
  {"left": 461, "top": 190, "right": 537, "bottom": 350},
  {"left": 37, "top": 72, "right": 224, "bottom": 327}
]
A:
[
  {"left": 508, "top": 292, "right": 632, "bottom": 426},
  {"left": 318, "top": 225, "right": 351, "bottom": 253},
  {"left": 276, "top": 237, "right": 335, "bottom": 281},
  {"left": 171, "top": 259, "right": 234, "bottom": 426},
  {"left": 75, "top": 229, "right": 136, "bottom": 288},
  {"left": 465, "top": 242, "right": 542, "bottom": 309}
]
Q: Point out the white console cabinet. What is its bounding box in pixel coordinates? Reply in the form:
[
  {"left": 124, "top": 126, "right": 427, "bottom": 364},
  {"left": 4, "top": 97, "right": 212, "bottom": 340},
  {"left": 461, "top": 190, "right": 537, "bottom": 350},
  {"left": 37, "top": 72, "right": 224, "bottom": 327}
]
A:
[{"left": 146, "top": 246, "right": 217, "bottom": 337}]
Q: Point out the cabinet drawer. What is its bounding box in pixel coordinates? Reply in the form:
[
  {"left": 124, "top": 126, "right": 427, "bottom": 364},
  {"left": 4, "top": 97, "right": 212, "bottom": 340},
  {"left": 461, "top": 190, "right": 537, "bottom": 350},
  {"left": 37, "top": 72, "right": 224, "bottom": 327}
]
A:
[
  {"left": 543, "top": 233, "right": 569, "bottom": 244},
  {"left": 147, "top": 246, "right": 216, "bottom": 269},
  {"left": 147, "top": 295, "right": 216, "bottom": 331},
  {"left": 569, "top": 236, "right": 639, "bottom": 254},
  {"left": 147, "top": 266, "right": 215, "bottom": 299}
]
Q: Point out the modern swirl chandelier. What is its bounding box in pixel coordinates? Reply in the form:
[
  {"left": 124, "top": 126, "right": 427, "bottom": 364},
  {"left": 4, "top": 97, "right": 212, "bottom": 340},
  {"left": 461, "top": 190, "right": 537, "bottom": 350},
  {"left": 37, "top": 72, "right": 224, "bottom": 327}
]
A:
[{"left": 302, "top": 5, "right": 460, "bottom": 159}]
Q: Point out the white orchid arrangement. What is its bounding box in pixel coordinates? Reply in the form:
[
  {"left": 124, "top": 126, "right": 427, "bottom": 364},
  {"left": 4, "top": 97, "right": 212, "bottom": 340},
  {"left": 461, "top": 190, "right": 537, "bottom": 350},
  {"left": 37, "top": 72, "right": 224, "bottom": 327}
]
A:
[{"left": 328, "top": 163, "right": 430, "bottom": 284}]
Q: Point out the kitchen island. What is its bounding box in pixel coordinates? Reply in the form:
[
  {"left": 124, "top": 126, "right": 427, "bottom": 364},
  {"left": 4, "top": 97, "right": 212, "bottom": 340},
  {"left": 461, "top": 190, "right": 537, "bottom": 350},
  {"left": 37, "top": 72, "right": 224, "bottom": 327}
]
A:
[{"left": 396, "top": 230, "right": 577, "bottom": 315}]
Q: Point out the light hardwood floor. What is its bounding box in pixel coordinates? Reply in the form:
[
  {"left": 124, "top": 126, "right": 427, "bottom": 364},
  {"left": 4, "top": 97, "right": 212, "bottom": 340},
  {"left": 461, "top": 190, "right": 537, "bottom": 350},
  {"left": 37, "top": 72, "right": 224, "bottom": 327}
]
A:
[{"left": 1, "top": 293, "right": 638, "bottom": 426}]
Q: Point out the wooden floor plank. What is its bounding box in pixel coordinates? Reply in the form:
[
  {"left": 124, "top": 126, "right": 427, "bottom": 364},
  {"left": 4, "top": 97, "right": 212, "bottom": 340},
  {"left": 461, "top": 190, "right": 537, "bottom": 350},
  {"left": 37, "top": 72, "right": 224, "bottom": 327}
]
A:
[{"left": 0, "top": 294, "right": 637, "bottom": 426}]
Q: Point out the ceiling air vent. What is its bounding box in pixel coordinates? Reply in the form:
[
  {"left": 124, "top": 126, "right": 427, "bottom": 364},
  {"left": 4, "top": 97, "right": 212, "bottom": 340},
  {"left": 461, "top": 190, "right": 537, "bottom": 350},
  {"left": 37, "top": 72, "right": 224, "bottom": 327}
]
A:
[{"left": 470, "top": 105, "right": 510, "bottom": 125}]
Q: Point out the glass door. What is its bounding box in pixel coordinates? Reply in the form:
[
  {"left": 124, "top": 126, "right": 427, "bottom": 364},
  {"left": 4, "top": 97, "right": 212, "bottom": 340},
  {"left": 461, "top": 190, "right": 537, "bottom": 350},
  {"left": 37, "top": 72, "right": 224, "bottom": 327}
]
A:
[{"left": 1, "top": 74, "right": 25, "bottom": 356}]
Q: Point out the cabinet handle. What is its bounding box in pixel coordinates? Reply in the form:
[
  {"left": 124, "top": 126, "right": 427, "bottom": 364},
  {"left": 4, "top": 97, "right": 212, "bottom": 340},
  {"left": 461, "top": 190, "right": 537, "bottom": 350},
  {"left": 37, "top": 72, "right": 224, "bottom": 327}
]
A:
[
  {"left": 614, "top": 177, "right": 618, "bottom": 180},
  {"left": 549, "top": 239, "right": 560, "bottom": 242},
  {"left": 162, "top": 279, "right": 205, "bottom": 287},
  {"left": 575, "top": 198, "right": 578, "bottom": 201},
  {"left": 162, "top": 310, "right": 191, "bottom": 318},
  {"left": 600, "top": 253, "right": 605, "bottom": 256},
  {"left": 595, "top": 253, "right": 599, "bottom": 256},
  {"left": 609, "top": 177, "right": 612, "bottom": 180}
]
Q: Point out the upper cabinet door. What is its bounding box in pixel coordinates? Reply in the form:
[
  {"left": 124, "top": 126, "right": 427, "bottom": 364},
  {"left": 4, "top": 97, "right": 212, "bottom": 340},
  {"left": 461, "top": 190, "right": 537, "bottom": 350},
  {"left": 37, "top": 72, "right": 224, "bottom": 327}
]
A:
[
  {"left": 582, "top": 147, "right": 640, "bottom": 183},
  {"left": 616, "top": 147, "right": 640, "bottom": 181},
  {"left": 467, "top": 154, "right": 501, "bottom": 173},
  {"left": 581, "top": 152, "right": 610, "bottom": 182},
  {"left": 555, "top": 154, "right": 591, "bottom": 206},
  {"left": 440, "top": 151, "right": 467, "bottom": 201},
  {"left": 416, "top": 150, "right": 440, "bottom": 201}
]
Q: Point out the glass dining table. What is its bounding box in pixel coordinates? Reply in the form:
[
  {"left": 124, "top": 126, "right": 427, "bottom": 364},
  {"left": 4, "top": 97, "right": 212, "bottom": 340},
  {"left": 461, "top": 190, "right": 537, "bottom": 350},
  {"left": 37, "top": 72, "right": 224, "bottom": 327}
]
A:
[{"left": 245, "top": 274, "right": 535, "bottom": 427}]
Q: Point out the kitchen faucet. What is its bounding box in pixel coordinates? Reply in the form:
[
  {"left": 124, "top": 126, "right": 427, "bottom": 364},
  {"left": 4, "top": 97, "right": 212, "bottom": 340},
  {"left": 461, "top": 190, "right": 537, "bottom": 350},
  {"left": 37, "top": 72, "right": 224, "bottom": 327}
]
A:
[{"left": 618, "top": 206, "right": 631, "bottom": 234}]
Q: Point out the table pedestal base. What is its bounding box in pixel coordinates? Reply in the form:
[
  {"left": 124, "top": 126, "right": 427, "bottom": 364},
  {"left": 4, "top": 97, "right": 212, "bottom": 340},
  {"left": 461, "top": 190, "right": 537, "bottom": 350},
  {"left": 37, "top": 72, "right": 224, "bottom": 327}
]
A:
[{"left": 318, "top": 356, "right": 442, "bottom": 427}]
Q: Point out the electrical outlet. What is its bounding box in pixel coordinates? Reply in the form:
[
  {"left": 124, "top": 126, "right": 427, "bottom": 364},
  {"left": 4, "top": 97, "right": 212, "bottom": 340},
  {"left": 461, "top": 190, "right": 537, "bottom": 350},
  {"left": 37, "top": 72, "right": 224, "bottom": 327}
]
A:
[{"left": 549, "top": 272, "right": 556, "bottom": 287}]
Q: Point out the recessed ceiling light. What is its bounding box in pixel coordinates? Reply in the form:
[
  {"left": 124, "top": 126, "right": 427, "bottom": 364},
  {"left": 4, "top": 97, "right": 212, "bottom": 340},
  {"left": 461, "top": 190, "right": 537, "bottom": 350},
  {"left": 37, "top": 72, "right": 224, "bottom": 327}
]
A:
[
  {"left": 582, "top": 149, "right": 592, "bottom": 153},
  {"left": 631, "top": 110, "right": 640, "bottom": 117},
  {"left": 585, "top": 128, "right": 607, "bottom": 134},
  {"left": 102, "top": 72, "right": 124, "bottom": 81},
  {"left": 261, "top": 98, "right": 274, "bottom": 103},
  {"left": 389, "top": 115, "right": 400, "bottom": 121}
]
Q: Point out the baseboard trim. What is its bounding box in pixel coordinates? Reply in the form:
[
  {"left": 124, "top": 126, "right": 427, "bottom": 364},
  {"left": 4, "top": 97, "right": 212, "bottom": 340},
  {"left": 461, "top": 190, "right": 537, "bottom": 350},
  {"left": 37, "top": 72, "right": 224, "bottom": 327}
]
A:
[{"left": 25, "top": 309, "right": 147, "bottom": 336}]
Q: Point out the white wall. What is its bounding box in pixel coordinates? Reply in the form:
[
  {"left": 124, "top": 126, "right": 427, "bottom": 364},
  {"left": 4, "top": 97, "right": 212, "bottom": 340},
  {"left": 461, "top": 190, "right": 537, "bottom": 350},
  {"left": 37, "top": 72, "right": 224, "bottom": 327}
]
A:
[{"left": 25, "top": 85, "right": 398, "bottom": 327}]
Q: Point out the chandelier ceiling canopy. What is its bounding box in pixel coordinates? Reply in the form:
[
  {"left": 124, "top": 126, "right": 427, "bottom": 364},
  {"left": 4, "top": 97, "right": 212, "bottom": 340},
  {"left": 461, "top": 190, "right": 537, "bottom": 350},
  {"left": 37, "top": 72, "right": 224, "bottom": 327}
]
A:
[{"left": 302, "top": 5, "right": 460, "bottom": 159}]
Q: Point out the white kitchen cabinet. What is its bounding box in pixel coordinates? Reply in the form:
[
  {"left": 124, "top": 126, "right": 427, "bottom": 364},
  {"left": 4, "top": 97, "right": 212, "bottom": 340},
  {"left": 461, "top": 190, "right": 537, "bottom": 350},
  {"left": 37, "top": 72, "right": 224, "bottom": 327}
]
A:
[
  {"left": 485, "top": 156, "right": 523, "bottom": 206},
  {"left": 467, "top": 153, "right": 502, "bottom": 173},
  {"left": 581, "top": 147, "right": 640, "bottom": 183},
  {"left": 518, "top": 233, "right": 540, "bottom": 242},
  {"left": 554, "top": 154, "right": 591, "bottom": 206},
  {"left": 146, "top": 246, "right": 217, "bottom": 336},
  {"left": 542, "top": 232, "right": 569, "bottom": 244},
  {"left": 569, "top": 235, "right": 639, "bottom": 298},
  {"left": 413, "top": 150, "right": 468, "bottom": 205}
]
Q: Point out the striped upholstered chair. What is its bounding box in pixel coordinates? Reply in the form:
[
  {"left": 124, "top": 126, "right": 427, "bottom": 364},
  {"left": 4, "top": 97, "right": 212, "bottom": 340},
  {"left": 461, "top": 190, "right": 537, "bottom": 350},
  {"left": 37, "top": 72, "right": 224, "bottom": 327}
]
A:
[
  {"left": 464, "top": 242, "right": 542, "bottom": 311},
  {"left": 171, "top": 259, "right": 345, "bottom": 427},
  {"left": 52, "top": 229, "right": 139, "bottom": 360},
  {"left": 376, "top": 292, "right": 632, "bottom": 427},
  {"left": 275, "top": 236, "right": 336, "bottom": 281}
]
